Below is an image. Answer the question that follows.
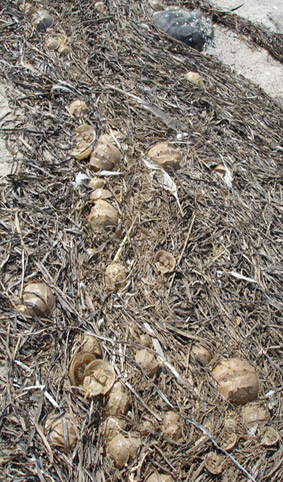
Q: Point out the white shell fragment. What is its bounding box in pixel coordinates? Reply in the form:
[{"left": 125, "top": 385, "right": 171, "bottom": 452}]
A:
[
  {"left": 148, "top": 141, "right": 182, "bottom": 170},
  {"left": 184, "top": 71, "right": 204, "bottom": 87},
  {"left": 154, "top": 250, "right": 176, "bottom": 274},
  {"left": 15, "top": 281, "right": 55, "bottom": 318},
  {"left": 211, "top": 358, "right": 259, "bottom": 405},
  {"left": 83, "top": 359, "right": 115, "bottom": 397}
]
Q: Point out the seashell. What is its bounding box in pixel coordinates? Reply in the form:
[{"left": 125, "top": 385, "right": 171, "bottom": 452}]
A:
[
  {"left": 105, "top": 262, "right": 128, "bottom": 291},
  {"left": 68, "top": 100, "right": 88, "bottom": 119},
  {"left": 191, "top": 345, "right": 212, "bottom": 365},
  {"left": 242, "top": 404, "right": 269, "bottom": 428},
  {"left": 83, "top": 359, "right": 115, "bottom": 397},
  {"left": 148, "top": 142, "right": 182, "bottom": 170},
  {"left": 184, "top": 71, "right": 204, "bottom": 87},
  {"left": 58, "top": 44, "right": 71, "bottom": 56},
  {"left": 135, "top": 349, "right": 159, "bottom": 377},
  {"left": 106, "top": 433, "right": 130, "bottom": 468},
  {"left": 224, "top": 417, "right": 238, "bottom": 433},
  {"left": 46, "top": 37, "right": 61, "bottom": 51},
  {"left": 108, "top": 389, "right": 131, "bottom": 416},
  {"left": 45, "top": 413, "right": 77, "bottom": 450},
  {"left": 162, "top": 411, "right": 182, "bottom": 441},
  {"left": 74, "top": 333, "right": 102, "bottom": 358},
  {"left": 69, "top": 352, "right": 96, "bottom": 387},
  {"left": 89, "top": 177, "right": 105, "bottom": 189},
  {"left": 261, "top": 427, "right": 280, "bottom": 447},
  {"left": 90, "top": 188, "right": 112, "bottom": 201},
  {"left": 101, "top": 416, "right": 127, "bottom": 443},
  {"left": 89, "top": 136, "right": 121, "bottom": 172},
  {"left": 15, "top": 281, "right": 55, "bottom": 318},
  {"left": 221, "top": 431, "right": 237, "bottom": 452},
  {"left": 204, "top": 452, "right": 224, "bottom": 475},
  {"left": 71, "top": 125, "right": 95, "bottom": 160},
  {"left": 146, "top": 473, "right": 174, "bottom": 482},
  {"left": 31, "top": 10, "right": 54, "bottom": 31},
  {"left": 211, "top": 358, "right": 259, "bottom": 405},
  {"left": 154, "top": 250, "right": 176, "bottom": 274},
  {"left": 88, "top": 199, "right": 118, "bottom": 230},
  {"left": 94, "top": 1, "right": 108, "bottom": 14}
]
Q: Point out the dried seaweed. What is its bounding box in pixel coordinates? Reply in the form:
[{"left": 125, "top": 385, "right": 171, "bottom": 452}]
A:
[{"left": 0, "top": 1, "right": 282, "bottom": 481}]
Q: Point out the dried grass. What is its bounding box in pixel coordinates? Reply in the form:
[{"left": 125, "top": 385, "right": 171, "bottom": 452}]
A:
[{"left": 0, "top": 1, "right": 282, "bottom": 481}]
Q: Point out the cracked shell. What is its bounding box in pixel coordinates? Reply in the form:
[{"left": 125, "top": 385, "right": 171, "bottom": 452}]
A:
[
  {"left": 89, "top": 136, "right": 121, "bottom": 172},
  {"left": 83, "top": 359, "right": 115, "bottom": 397},
  {"left": 105, "top": 262, "right": 128, "bottom": 291},
  {"left": 242, "top": 404, "right": 269, "bottom": 428},
  {"left": 69, "top": 352, "right": 96, "bottom": 387},
  {"left": 135, "top": 349, "right": 159, "bottom": 377},
  {"left": 211, "top": 358, "right": 259, "bottom": 405},
  {"left": 71, "top": 125, "right": 95, "bottom": 160},
  {"left": 148, "top": 142, "right": 182, "bottom": 170},
  {"left": 75, "top": 334, "right": 102, "bottom": 358},
  {"left": 162, "top": 411, "right": 182, "bottom": 441},
  {"left": 88, "top": 200, "right": 119, "bottom": 230},
  {"left": 204, "top": 452, "right": 224, "bottom": 475},
  {"left": 154, "top": 250, "right": 176, "bottom": 274},
  {"left": 45, "top": 414, "right": 77, "bottom": 450},
  {"left": 15, "top": 281, "right": 55, "bottom": 318},
  {"left": 90, "top": 188, "right": 112, "bottom": 201},
  {"left": 221, "top": 431, "right": 237, "bottom": 452},
  {"left": 68, "top": 100, "right": 88, "bottom": 119},
  {"left": 261, "top": 427, "right": 280, "bottom": 446}
]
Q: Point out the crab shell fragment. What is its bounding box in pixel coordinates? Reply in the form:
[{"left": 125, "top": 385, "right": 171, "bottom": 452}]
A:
[
  {"left": 211, "top": 358, "right": 259, "bottom": 405},
  {"left": 147, "top": 141, "right": 182, "bottom": 170},
  {"left": 68, "top": 100, "right": 88, "bottom": 119},
  {"left": 135, "top": 349, "right": 159, "bottom": 377},
  {"left": 15, "top": 281, "right": 55, "bottom": 318},
  {"left": 71, "top": 124, "right": 95, "bottom": 160},
  {"left": 191, "top": 345, "right": 212, "bottom": 365},
  {"left": 204, "top": 452, "right": 224, "bottom": 475},
  {"left": 83, "top": 359, "right": 115, "bottom": 397},
  {"left": 184, "top": 71, "right": 204, "bottom": 87},
  {"left": 89, "top": 135, "right": 121, "bottom": 172},
  {"left": 146, "top": 473, "right": 174, "bottom": 482},
  {"left": 74, "top": 333, "right": 102, "bottom": 358},
  {"left": 88, "top": 200, "right": 119, "bottom": 230},
  {"left": 162, "top": 411, "right": 182, "bottom": 441},
  {"left": 69, "top": 351, "right": 96, "bottom": 387},
  {"left": 105, "top": 262, "right": 128, "bottom": 291},
  {"left": 108, "top": 388, "right": 131, "bottom": 416},
  {"left": 242, "top": 404, "right": 269, "bottom": 428},
  {"left": 101, "top": 416, "right": 127, "bottom": 443},
  {"left": 154, "top": 250, "right": 176, "bottom": 274},
  {"left": 45, "top": 414, "right": 77, "bottom": 450},
  {"left": 261, "top": 427, "right": 280, "bottom": 447}
]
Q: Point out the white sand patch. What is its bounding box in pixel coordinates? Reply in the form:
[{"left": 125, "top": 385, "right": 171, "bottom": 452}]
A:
[{"left": 210, "top": 0, "right": 283, "bottom": 33}]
